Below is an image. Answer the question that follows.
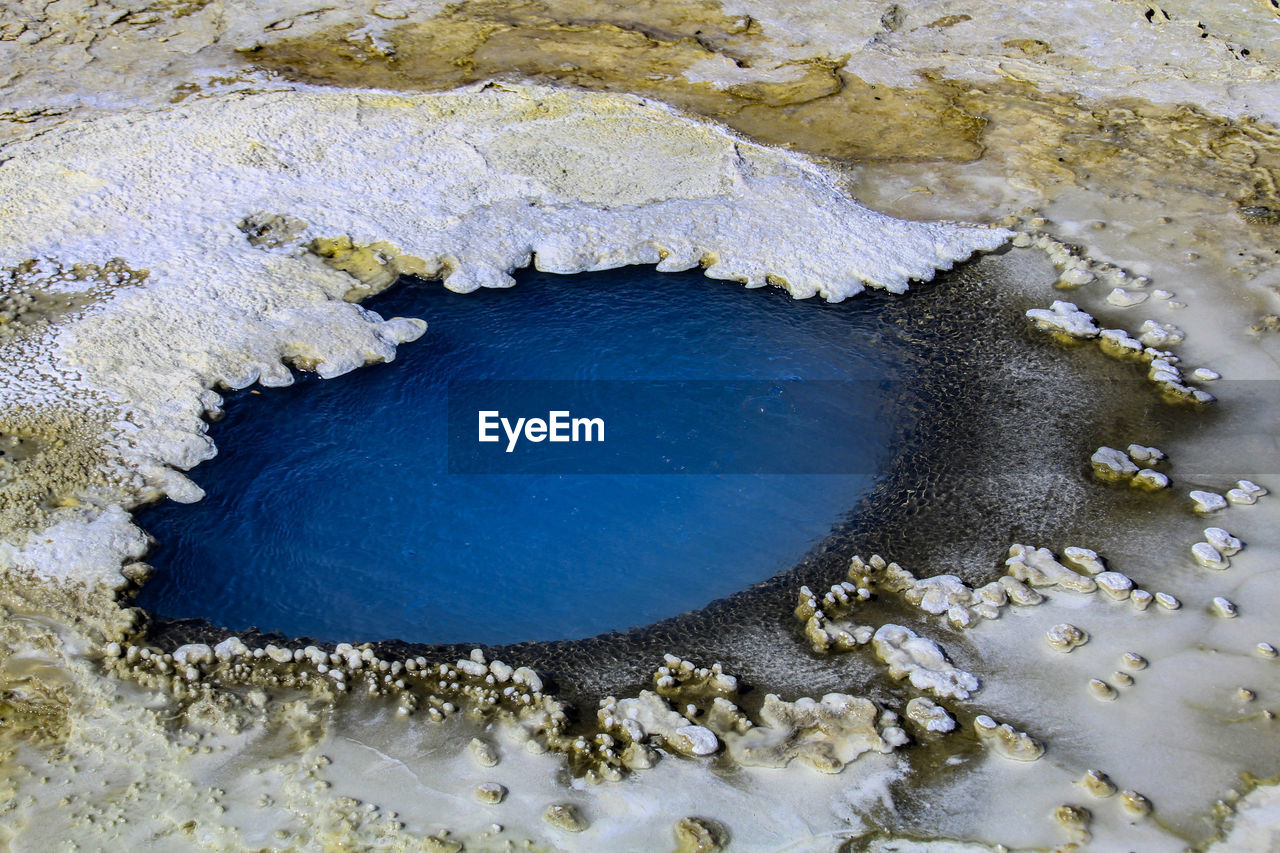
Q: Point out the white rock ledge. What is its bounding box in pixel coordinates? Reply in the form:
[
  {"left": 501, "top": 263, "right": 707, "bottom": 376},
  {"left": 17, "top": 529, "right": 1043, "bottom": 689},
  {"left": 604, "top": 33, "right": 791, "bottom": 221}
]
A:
[{"left": 0, "top": 83, "right": 1010, "bottom": 590}]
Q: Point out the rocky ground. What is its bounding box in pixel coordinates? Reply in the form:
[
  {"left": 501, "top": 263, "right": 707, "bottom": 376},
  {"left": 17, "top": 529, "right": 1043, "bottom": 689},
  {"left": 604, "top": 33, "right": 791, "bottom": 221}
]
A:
[{"left": 3, "top": 0, "right": 1280, "bottom": 850}]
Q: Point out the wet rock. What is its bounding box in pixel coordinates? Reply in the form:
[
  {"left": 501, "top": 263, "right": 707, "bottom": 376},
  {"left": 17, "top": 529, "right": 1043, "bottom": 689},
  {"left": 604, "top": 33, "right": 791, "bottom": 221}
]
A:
[
  {"left": 723, "top": 693, "right": 891, "bottom": 773},
  {"left": 1095, "top": 572, "right": 1134, "bottom": 600},
  {"left": 1091, "top": 446, "right": 1138, "bottom": 481},
  {"left": 543, "top": 803, "right": 587, "bottom": 833},
  {"left": 212, "top": 637, "right": 250, "bottom": 661},
  {"left": 906, "top": 574, "right": 973, "bottom": 615},
  {"left": 653, "top": 656, "right": 739, "bottom": 702},
  {"left": 1191, "top": 542, "right": 1229, "bottom": 571},
  {"left": 1121, "top": 652, "right": 1147, "bottom": 671},
  {"left": 1088, "top": 679, "right": 1118, "bottom": 701},
  {"left": 1190, "top": 490, "right": 1228, "bottom": 513},
  {"left": 1080, "top": 769, "right": 1117, "bottom": 797},
  {"left": 602, "top": 691, "right": 720, "bottom": 758},
  {"left": 1227, "top": 480, "right": 1269, "bottom": 505},
  {"left": 872, "top": 624, "right": 980, "bottom": 700},
  {"left": 1126, "top": 444, "right": 1166, "bottom": 465},
  {"left": 1045, "top": 623, "right": 1089, "bottom": 652},
  {"left": 1060, "top": 268, "right": 1096, "bottom": 287},
  {"left": 1006, "top": 545, "right": 1097, "bottom": 593},
  {"left": 1099, "top": 328, "right": 1145, "bottom": 358},
  {"left": 473, "top": 783, "right": 506, "bottom": 805},
  {"left": 1132, "top": 469, "right": 1170, "bottom": 490},
  {"left": 1063, "top": 547, "right": 1106, "bottom": 575},
  {"left": 904, "top": 697, "right": 956, "bottom": 734},
  {"left": 1026, "top": 301, "right": 1100, "bottom": 338},
  {"left": 469, "top": 737, "right": 499, "bottom": 768},
  {"left": 1137, "top": 320, "right": 1184, "bottom": 347},
  {"left": 673, "top": 816, "right": 728, "bottom": 853},
  {"left": 1205, "top": 527, "right": 1243, "bottom": 555},
  {"left": 1120, "top": 790, "right": 1153, "bottom": 818},
  {"left": 973, "top": 715, "right": 1043, "bottom": 761},
  {"left": 1054, "top": 804, "right": 1092, "bottom": 843},
  {"left": 999, "top": 575, "right": 1044, "bottom": 605},
  {"left": 172, "top": 644, "right": 213, "bottom": 667},
  {"left": 1106, "top": 287, "right": 1149, "bottom": 307}
]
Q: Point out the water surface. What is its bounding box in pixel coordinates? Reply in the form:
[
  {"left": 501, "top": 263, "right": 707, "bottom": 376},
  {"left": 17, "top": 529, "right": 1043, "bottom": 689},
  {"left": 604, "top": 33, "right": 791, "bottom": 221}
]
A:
[{"left": 137, "top": 267, "right": 922, "bottom": 643}]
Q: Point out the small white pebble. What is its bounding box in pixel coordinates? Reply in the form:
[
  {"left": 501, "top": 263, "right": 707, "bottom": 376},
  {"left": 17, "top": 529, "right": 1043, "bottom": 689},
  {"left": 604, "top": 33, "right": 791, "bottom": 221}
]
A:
[
  {"left": 1227, "top": 481, "right": 1269, "bottom": 506},
  {"left": 1227, "top": 489, "right": 1256, "bottom": 506},
  {"left": 1121, "top": 791, "right": 1152, "bottom": 817},
  {"left": 1096, "top": 572, "right": 1134, "bottom": 600},
  {"left": 1011, "top": 232, "right": 1034, "bottom": 248},
  {"left": 1027, "top": 301, "right": 1100, "bottom": 338},
  {"left": 1063, "top": 547, "right": 1106, "bottom": 575},
  {"left": 1191, "top": 542, "right": 1229, "bottom": 571},
  {"left": 1046, "top": 623, "right": 1090, "bottom": 652},
  {"left": 1152, "top": 289, "right": 1174, "bottom": 300},
  {"left": 1237, "top": 688, "right": 1256, "bottom": 702},
  {"left": 947, "top": 605, "right": 976, "bottom": 629},
  {"left": 1168, "top": 300, "right": 1186, "bottom": 309},
  {"left": 1080, "top": 769, "right": 1117, "bottom": 797},
  {"left": 1126, "top": 444, "right": 1166, "bottom": 465},
  {"left": 1092, "top": 446, "right": 1138, "bottom": 479},
  {"left": 1190, "top": 490, "right": 1227, "bottom": 513},
  {"left": 1113, "top": 671, "right": 1134, "bottom": 687},
  {"left": 1088, "top": 679, "right": 1118, "bottom": 701},
  {"left": 1155, "top": 592, "right": 1181, "bottom": 610},
  {"left": 1191, "top": 368, "right": 1220, "bottom": 381},
  {"left": 1130, "top": 589, "right": 1153, "bottom": 611},
  {"left": 1138, "top": 320, "right": 1184, "bottom": 347},
  {"left": 1256, "top": 643, "right": 1277, "bottom": 658},
  {"left": 1132, "top": 469, "right": 1170, "bottom": 490},
  {"left": 1121, "top": 652, "right": 1147, "bottom": 670},
  {"left": 1107, "top": 288, "right": 1149, "bottom": 307},
  {"left": 1211, "top": 597, "right": 1238, "bottom": 618},
  {"left": 1101, "top": 331, "right": 1146, "bottom": 360},
  {"left": 1204, "top": 528, "right": 1243, "bottom": 556},
  {"left": 1060, "top": 268, "right": 1095, "bottom": 286}
]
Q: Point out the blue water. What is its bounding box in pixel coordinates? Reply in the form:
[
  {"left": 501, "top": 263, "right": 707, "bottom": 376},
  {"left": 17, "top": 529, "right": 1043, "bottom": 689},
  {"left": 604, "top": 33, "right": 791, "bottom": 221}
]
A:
[{"left": 136, "top": 267, "right": 918, "bottom": 644}]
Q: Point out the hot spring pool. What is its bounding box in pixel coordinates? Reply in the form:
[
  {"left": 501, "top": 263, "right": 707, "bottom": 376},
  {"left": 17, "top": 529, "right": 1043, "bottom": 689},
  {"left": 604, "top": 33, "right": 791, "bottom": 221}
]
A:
[{"left": 136, "top": 267, "right": 925, "bottom": 644}]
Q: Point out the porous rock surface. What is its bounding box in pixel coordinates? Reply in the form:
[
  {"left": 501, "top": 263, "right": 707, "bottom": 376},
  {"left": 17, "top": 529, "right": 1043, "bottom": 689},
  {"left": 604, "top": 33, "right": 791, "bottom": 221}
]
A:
[{"left": 0, "top": 83, "right": 1006, "bottom": 596}]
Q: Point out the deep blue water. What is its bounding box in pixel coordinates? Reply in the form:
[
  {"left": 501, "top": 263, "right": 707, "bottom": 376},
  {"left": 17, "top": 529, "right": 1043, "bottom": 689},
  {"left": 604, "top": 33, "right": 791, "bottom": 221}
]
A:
[{"left": 136, "top": 267, "right": 920, "bottom": 644}]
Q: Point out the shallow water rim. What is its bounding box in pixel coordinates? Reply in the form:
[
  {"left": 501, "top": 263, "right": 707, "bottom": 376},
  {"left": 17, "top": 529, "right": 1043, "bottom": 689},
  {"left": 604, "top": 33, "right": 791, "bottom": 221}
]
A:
[
  {"left": 132, "top": 265, "right": 937, "bottom": 646},
  {"left": 120, "top": 245, "right": 1126, "bottom": 704}
]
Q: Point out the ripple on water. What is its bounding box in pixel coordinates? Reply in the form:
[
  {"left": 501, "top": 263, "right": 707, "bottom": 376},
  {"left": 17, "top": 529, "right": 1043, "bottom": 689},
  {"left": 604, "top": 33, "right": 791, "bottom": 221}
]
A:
[{"left": 136, "top": 266, "right": 927, "bottom": 644}]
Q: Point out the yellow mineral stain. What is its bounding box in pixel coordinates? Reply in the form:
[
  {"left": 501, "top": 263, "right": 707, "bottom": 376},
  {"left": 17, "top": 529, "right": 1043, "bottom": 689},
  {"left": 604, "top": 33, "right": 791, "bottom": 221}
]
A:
[
  {"left": 241, "top": 3, "right": 1280, "bottom": 215},
  {"left": 239, "top": 1, "right": 986, "bottom": 162},
  {"left": 942, "top": 77, "right": 1280, "bottom": 206},
  {"left": 309, "top": 235, "right": 437, "bottom": 301}
]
